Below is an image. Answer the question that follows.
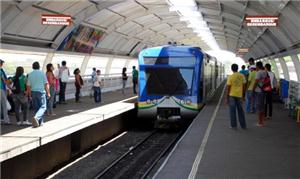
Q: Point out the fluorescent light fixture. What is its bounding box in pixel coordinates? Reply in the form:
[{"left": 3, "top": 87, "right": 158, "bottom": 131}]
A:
[{"left": 168, "top": 0, "right": 219, "bottom": 50}]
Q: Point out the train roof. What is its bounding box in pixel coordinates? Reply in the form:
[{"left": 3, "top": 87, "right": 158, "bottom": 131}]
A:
[{"left": 139, "top": 45, "right": 204, "bottom": 57}]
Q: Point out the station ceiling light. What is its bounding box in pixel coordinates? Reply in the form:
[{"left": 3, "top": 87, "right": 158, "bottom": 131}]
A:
[{"left": 168, "top": 0, "right": 219, "bottom": 50}]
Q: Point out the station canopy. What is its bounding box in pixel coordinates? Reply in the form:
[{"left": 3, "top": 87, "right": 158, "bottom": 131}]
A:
[{"left": 1, "top": 0, "right": 300, "bottom": 60}]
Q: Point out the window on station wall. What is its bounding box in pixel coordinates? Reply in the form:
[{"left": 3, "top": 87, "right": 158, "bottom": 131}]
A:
[
  {"left": 274, "top": 58, "right": 284, "bottom": 79},
  {"left": 85, "top": 56, "right": 109, "bottom": 76},
  {"left": 51, "top": 53, "right": 84, "bottom": 76},
  {"left": 127, "top": 60, "right": 139, "bottom": 74},
  {"left": 0, "top": 49, "right": 47, "bottom": 75},
  {"left": 283, "top": 56, "right": 298, "bottom": 81},
  {"left": 109, "top": 58, "right": 127, "bottom": 75},
  {"left": 269, "top": 60, "right": 279, "bottom": 79}
]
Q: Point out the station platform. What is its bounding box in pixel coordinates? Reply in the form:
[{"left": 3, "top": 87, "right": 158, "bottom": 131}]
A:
[
  {"left": 1, "top": 88, "right": 136, "bottom": 135},
  {"left": 154, "top": 87, "right": 300, "bottom": 179},
  {"left": 1, "top": 88, "right": 136, "bottom": 164}
]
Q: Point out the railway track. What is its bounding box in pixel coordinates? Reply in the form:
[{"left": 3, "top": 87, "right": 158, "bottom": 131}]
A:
[{"left": 93, "top": 130, "right": 182, "bottom": 179}]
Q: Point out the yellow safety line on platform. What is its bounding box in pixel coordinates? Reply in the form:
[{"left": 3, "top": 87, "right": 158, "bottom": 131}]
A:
[{"left": 188, "top": 85, "right": 226, "bottom": 179}]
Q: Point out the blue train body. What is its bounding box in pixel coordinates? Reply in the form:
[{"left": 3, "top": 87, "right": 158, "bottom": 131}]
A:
[{"left": 138, "top": 45, "right": 224, "bottom": 124}]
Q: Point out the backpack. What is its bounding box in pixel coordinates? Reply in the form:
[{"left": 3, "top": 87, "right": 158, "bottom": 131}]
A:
[
  {"left": 12, "top": 76, "right": 21, "bottom": 94},
  {"left": 259, "top": 72, "right": 272, "bottom": 92}
]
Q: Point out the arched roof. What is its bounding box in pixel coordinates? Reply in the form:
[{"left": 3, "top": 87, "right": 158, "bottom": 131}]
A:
[{"left": 1, "top": 0, "right": 300, "bottom": 60}]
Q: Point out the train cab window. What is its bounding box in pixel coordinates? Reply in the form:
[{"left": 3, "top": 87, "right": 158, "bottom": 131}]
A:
[{"left": 145, "top": 67, "right": 194, "bottom": 96}]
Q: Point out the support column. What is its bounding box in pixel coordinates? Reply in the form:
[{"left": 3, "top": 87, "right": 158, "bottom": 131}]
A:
[
  {"left": 290, "top": 55, "right": 300, "bottom": 81},
  {"left": 105, "top": 57, "right": 114, "bottom": 77},
  {"left": 278, "top": 57, "right": 290, "bottom": 80},
  {"left": 42, "top": 52, "right": 54, "bottom": 72},
  {"left": 80, "top": 55, "right": 91, "bottom": 75}
]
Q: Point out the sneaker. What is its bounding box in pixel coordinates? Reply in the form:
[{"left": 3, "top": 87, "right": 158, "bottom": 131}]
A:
[
  {"left": 22, "top": 120, "right": 32, "bottom": 126},
  {"left": 31, "top": 117, "right": 39, "bottom": 127},
  {"left": 17, "top": 121, "right": 22, "bottom": 126},
  {"left": 39, "top": 122, "right": 44, "bottom": 127},
  {"left": 256, "top": 123, "right": 264, "bottom": 127},
  {"left": 3, "top": 120, "right": 11, "bottom": 125}
]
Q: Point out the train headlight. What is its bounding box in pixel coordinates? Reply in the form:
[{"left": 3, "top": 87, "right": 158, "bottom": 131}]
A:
[
  {"left": 146, "top": 99, "right": 151, "bottom": 104},
  {"left": 180, "top": 100, "right": 186, "bottom": 104},
  {"left": 152, "top": 99, "right": 158, "bottom": 104},
  {"left": 186, "top": 100, "right": 192, "bottom": 105}
]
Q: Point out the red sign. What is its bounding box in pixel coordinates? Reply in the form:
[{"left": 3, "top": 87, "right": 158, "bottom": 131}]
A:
[
  {"left": 245, "top": 16, "right": 278, "bottom": 27},
  {"left": 41, "top": 14, "right": 71, "bottom": 26},
  {"left": 237, "top": 48, "right": 249, "bottom": 53}
]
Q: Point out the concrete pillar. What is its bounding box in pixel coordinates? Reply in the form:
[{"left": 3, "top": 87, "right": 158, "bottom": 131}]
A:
[
  {"left": 125, "top": 59, "right": 130, "bottom": 72},
  {"left": 42, "top": 52, "right": 54, "bottom": 72},
  {"left": 290, "top": 55, "right": 300, "bottom": 81},
  {"left": 278, "top": 57, "right": 290, "bottom": 80},
  {"left": 80, "top": 55, "right": 91, "bottom": 75},
  {"left": 105, "top": 57, "right": 113, "bottom": 77}
]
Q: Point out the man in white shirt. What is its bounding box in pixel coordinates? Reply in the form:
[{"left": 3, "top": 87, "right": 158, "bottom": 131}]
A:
[
  {"left": 264, "top": 63, "right": 277, "bottom": 120},
  {"left": 58, "top": 61, "right": 69, "bottom": 104},
  {"left": 93, "top": 70, "right": 102, "bottom": 103}
]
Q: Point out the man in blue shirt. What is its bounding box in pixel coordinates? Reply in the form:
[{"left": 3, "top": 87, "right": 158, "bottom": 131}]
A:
[
  {"left": 0, "top": 59, "right": 11, "bottom": 124},
  {"left": 239, "top": 65, "right": 249, "bottom": 77},
  {"left": 27, "top": 62, "right": 50, "bottom": 127}
]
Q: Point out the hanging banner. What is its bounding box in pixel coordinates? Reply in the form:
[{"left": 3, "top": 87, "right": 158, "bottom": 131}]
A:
[
  {"left": 57, "top": 25, "right": 105, "bottom": 54},
  {"left": 41, "top": 14, "right": 71, "bottom": 26},
  {"left": 245, "top": 16, "right": 278, "bottom": 27}
]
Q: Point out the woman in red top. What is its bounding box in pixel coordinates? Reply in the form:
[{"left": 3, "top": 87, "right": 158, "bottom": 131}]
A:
[{"left": 46, "top": 63, "right": 56, "bottom": 115}]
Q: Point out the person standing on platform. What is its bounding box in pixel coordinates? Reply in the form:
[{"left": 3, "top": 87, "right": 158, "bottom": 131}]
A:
[
  {"left": 11, "top": 67, "right": 31, "bottom": 126},
  {"left": 0, "top": 59, "right": 11, "bottom": 124},
  {"left": 226, "top": 64, "right": 246, "bottom": 129},
  {"left": 74, "top": 68, "right": 83, "bottom": 103},
  {"left": 93, "top": 70, "right": 102, "bottom": 103},
  {"left": 91, "top": 67, "right": 96, "bottom": 81},
  {"left": 132, "top": 66, "right": 138, "bottom": 94},
  {"left": 253, "top": 61, "right": 268, "bottom": 127},
  {"left": 264, "top": 63, "right": 277, "bottom": 120},
  {"left": 122, "top": 67, "right": 128, "bottom": 95},
  {"left": 239, "top": 65, "right": 249, "bottom": 80},
  {"left": 245, "top": 65, "right": 257, "bottom": 113},
  {"left": 27, "top": 62, "right": 50, "bottom": 127},
  {"left": 59, "top": 61, "right": 69, "bottom": 104},
  {"left": 248, "top": 57, "right": 255, "bottom": 66},
  {"left": 46, "top": 63, "right": 56, "bottom": 116},
  {"left": 0, "top": 59, "right": 10, "bottom": 124},
  {"left": 53, "top": 64, "right": 60, "bottom": 108}
]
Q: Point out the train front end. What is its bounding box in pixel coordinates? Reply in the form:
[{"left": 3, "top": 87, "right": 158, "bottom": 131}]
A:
[{"left": 137, "top": 45, "right": 204, "bottom": 126}]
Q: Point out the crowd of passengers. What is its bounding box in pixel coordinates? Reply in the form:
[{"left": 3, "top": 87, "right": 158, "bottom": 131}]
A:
[
  {"left": 0, "top": 59, "right": 139, "bottom": 128},
  {"left": 226, "top": 58, "right": 277, "bottom": 129}
]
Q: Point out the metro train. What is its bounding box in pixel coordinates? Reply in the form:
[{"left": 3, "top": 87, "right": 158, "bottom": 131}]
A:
[{"left": 137, "top": 45, "right": 225, "bottom": 127}]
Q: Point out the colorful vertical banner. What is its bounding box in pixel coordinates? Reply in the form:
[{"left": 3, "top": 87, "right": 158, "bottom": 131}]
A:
[{"left": 58, "top": 25, "right": 105, "bottom": 54}]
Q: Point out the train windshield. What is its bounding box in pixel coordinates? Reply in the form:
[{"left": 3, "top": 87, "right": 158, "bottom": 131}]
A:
[{"left": 145, "top": 67, "right": 194, "bottom": 96}]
